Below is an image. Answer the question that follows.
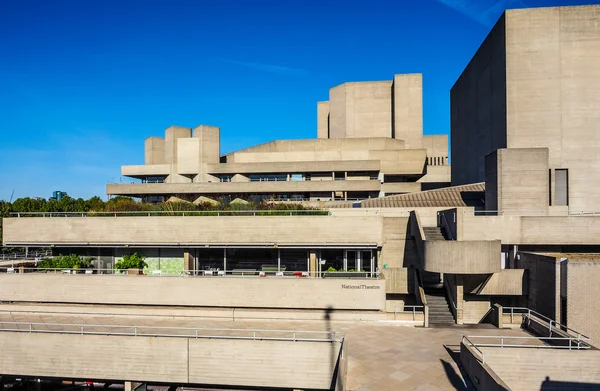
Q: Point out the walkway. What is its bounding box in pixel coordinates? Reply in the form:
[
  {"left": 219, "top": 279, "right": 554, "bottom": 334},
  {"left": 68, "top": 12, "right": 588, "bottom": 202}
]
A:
[{"left": 0, "top": 306, "right": 538, "bottom": 391}]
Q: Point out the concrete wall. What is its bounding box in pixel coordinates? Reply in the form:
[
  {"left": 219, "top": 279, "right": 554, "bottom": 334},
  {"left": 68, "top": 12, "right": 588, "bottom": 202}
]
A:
[
  {"left": 505, "top": 6, "right": 600, "bottom": 213},
  {"left": 451, "top": 14, "right": 507, "bottom": 186},
  {"left": 457, "top": 209, "right": 600, "bottom": 245},
  {"left": 422, "top": 135, "right": 448, "bottom": 160},
  {"left": 453, "top": 5, "right": 600, "bottom": 212},
  {"left": 464, "top": 269, "right": 527, "bottom": 296},
  {"left": 329, "top": 81, "right": 393, "bottom": 139},
  {"left": 0, "top": 273, "right": 386, "bottom": 310},
  {"left": 144, "top": 137, "right": 165, "bottom": 165},
  {"left": 516, "top": 252, "right": 560, "bottom": 321},
  {"left": 0, "top": 332, "right": 338, "bottom": 389},
  {"left": 460, "top": 342, "right": 511, "bottom": 391},
  {"left": 193, "top": 125, "right": 220, "bottom": 182},
  {"left": 3, "top": 216, "right": 385, "bottom": 246},
  {"left": 108, "top": 180, "right": 382, "bottom": 196},
  {"left": 463, "top": 295, "right": 492, "bottom": 324},
  {"left": 206, "top": 160, "right": 380, "bottom": 174},
  {"left": 565, "top": 259, "right": 600, "bottom": 348},
  {"left": 485, "top": 148, "right": 549, "bottom": 213},
  {"left": 393, "top": 74, "right": 423, "bottom": 148},
  {"left": 317, "top": 101, "right": 329, "bottom": 138},
  {"left": 0, "top": 332, "right": 189, "bottom": 383},
  {"left": 188, "top": 338, "right": 339, "bottom": 389},
  {"left": 423, "top": 240, "right": 502, "bottom": 274},
  {"left": 122, "top": 164, "right": 170, "bottom": 177}
]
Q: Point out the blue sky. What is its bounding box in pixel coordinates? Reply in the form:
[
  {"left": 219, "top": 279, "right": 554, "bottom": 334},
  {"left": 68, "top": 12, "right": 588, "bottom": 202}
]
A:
[{"left": 0, "top": 0, "right": 595, "bottom": 200}]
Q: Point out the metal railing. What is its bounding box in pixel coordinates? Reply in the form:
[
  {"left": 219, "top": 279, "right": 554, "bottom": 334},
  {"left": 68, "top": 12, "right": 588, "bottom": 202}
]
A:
[
  {"left": 0, "top": 267, "right": 380, "bottom": 279},
  {"left": 469, "top": 209, "right": 600, "bottom": 216},
  {"left": 463, "top": 335, "right": 591, "bottom": 352},
  {"left": 0, "top": 321, "right": 342, "bottom": 342},
  {"left": 503, "top": 307, "right": 590, "bottom": 341},
  {"left": 391, "top": 305, "right": 424, "bottom": 322},
  {"left": 9, "top": 210, "right": 330, "bottom": 218},
  {"left": 0, "top": 250, "right": 52, "bottom": 261},
  {"left": 462, "top": 336, "right": 486, "bottom": 363}
]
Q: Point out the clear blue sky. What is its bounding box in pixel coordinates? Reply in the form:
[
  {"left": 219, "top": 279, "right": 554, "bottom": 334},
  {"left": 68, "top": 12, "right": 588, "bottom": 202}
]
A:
[{"left": 0, "top": 0, "right": 595, "bottom": 200}]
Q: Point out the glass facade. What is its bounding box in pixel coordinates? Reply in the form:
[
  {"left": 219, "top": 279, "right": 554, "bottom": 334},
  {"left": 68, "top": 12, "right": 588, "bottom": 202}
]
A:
[{"left": 192, "top": 247, "right": 375, "bottom": 276}]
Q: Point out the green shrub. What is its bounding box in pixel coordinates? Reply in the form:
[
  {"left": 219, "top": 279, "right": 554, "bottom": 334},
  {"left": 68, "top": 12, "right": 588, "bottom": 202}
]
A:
[
  {"left": 37, "top": 254, "right": 94, "bottom": 270},
  {"left": 326, "top": 266, "right": 337, "bottom": 272},
  {"left": 114, "top": 253, "right": 148, "bottom": 271}
]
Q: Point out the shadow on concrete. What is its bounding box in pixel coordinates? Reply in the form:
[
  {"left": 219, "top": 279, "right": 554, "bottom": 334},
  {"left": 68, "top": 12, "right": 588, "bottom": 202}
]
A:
[
  {"left": 442, "top": 345, "right": 476, "bottom": 391},
  {"left": 540, "top": 376, "right": 600, "bottom": 390},
  {"left": 325, "top": 305, "right": 341, "bottom": 391}
]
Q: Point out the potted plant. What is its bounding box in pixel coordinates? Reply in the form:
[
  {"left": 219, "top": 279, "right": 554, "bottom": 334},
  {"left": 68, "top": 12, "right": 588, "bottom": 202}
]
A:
[{"left": 114, "top": 253, "right": 148, "bottom": 275}]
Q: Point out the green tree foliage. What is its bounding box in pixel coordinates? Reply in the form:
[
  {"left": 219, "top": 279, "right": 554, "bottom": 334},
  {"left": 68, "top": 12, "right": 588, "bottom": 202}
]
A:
[
  {"left": 0, "top": 195, "right": 325, "bottom": 248},
  {"left": 114, "top": 253, "right": 148, "bottom": 270},
  {"left": 37, "top": 254, "right": 94, "bottom": 269}
]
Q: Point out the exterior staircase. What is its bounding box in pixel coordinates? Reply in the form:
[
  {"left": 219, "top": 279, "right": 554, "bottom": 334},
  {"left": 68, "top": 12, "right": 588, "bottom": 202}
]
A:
[
  {"left": 424, "top": 287, "right": 455, "bottom": 326},
  {"left": 423, "top": 227, "right": 446, "bottom": 240}
]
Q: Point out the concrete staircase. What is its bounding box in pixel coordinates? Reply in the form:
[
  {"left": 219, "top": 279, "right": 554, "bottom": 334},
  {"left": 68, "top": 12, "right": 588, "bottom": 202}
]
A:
[
  {"left": 423, "top": 227, "right": 446, "bottom": 241},
  {"left": 424, "top": 287, "right": 455, "bottom": 326}
]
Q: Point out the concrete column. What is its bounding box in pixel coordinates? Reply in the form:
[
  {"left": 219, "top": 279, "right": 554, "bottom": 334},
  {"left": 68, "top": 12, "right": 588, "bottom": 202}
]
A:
[
  {"left": 493, "top": 304, "right": 504, "bottom": 329},
  {"left": 309, "top": 251, "right": 318, "bottom": 277},
  {"left": 124, "top": 382, "right": 132, "bottom": 391},
  {"left": 456, "top": 275, "right": 464, "bottom": 325},
  {"left": 184, "top": 251, "right": 195, "bottom": 274}
]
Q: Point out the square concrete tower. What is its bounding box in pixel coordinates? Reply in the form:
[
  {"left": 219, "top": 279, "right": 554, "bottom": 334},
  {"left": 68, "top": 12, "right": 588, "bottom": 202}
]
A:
[
  {"left": 318, "top": 74, "right": 423, "bottom": 148},
  {"left": 451, "top": 5, "right": 600, "bottom": 212}
]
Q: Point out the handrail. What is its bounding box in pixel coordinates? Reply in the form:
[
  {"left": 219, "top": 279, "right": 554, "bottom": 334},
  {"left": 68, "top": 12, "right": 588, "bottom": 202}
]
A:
[
  {"left": 0, "top": 321, "right": 342, "bottom": 342},
  {"left": 503, "top": 307, "right": 590, "bottom": 340},
  {"left": 468, "top": 210, "right": 600, "bottom": 216},
  {"left": 464, "top": 335, "right": 591, "bottom": 350},
  {"left": 391, "top": 304, "right": 425, "bottom": 321},
  {"left": 0, "top": 267, "right": 380, "bottom": 279},
  {"left": 462, "top": 336, "right": 486, "bottom": 364},
  {"left": 9, "top": 210, "right": 330, "bottom": 218},
  {"left": 446, "top": 290, "right": 463, "bottom": 311}
]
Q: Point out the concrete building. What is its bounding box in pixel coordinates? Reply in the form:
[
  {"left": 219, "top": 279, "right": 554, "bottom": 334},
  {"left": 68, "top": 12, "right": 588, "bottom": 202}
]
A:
[
  {"left": 2, "top": 5, "right": 600, "bottom": 390},
  {"left": 451, "top": 4, "right": 600, "bottom": 213},
  {"left": 107, "top": 74, "right": 450, "bottom": 202}
]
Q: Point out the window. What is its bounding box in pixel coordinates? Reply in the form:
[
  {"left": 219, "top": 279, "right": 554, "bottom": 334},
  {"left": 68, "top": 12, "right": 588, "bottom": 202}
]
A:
[
  {"left": 218, "top": 175, "right": 233, "bottom": 183},
  {"left": 248, "top": 174, "right": 287, "bottom": 182},
  {"left": 143, "top": 176, "right": 165, "bottom": 183},
  {"left": 555, "top": 169, "right": 569, "bottom": 206}
]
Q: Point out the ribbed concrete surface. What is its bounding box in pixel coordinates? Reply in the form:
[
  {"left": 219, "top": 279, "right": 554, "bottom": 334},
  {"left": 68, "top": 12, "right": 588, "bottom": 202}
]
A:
[{"left": 331, "top": 183, "right": 485, "bottom": 208}]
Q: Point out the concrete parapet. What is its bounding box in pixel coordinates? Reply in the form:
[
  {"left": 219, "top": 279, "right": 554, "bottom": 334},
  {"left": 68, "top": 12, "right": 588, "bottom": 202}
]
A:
[
  {"left": 0, "top": 274, "right": 386, "bottom": 311},
  {"left": 460, "top": 342, "right": 511, "bottom": 391},
  {"left": 0, "top": 332, "right": 339, "bottom": 389},
  {"left": 2, "top": 215, "right": 384, "bottom": 247},
  {"left": 423, "top": 240, "right": 502, "bottom": 274}
]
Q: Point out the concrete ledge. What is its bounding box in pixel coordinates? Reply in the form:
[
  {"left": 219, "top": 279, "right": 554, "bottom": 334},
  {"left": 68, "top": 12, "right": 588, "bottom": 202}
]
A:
[
  {"left": 0, "top": 332, "right": 339, "bottom": 389},
  {"left": 0, "top": 274, "right": 386, "bottom": 311},
  {"left": 3, "top": 215, "right": 383, "bottom": 246}
]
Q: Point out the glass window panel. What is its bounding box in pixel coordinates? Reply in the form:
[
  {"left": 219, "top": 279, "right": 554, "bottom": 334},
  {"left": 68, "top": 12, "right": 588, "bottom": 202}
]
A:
[
  {"left": 320, "top": 249, "right": 343, "bottom": 271},
  {"left": 280, "top": 249, "right": 308, "bottom": 273},
  {"left": 197, "top": 249, "right": 224, "bottom": 272},
  {"left": 226, "top": 248, "right": 277, "bottom": 275}
]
